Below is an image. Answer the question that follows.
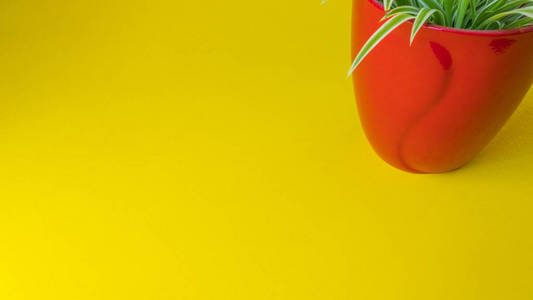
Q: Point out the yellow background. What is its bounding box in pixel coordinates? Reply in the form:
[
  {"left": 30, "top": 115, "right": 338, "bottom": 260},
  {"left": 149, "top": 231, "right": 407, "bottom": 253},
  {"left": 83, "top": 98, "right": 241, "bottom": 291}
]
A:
[{"left": 1, "top": 0, "right": 533, "bottom": 299}]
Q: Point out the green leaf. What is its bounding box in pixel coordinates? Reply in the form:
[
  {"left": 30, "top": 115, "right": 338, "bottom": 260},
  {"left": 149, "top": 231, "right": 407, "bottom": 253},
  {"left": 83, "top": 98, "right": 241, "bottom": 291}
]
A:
[
  {"left": 381, "top": 5, "right": 420, "bottom": 20},
  {"left": 416, "top": 0, "right": 446, "bottom": 24},
  {"left": 348, "top": 13, "right": 415, "bottom": 77},
  {"left": 485, "top": 20, "right": 504, "bottom": 29},
  {"left": 496, "top": 0, "right": 533, "bottom": 13},
  {"left": 490, "top": 0, "right": 509, "bottom": 12},
  {"left": 410, "top": 8, "right": 443, "bottom": 44},
  {"left": 479, "top": 6, "right": 533, "bottom": 27},
  {"left": 471, "top": 0, "right": 501, "bottom": 28},
  {"left": 442, "top": 0, "right": 455, "bottom": 25},
  {"left": 455, "top": 0, "right": 471, "bottom": 27},
  {"left": 418, "top": 0, "right": 445, "bottom": 11},
  {"left": 384, "top": 0, "right": 394, "bottom": 10},
  {"left": 395, "top": 0, "right": 413, "bottom": 6},
  {"left": 504, "top": 16, "right": 533, "bottom": 28}
]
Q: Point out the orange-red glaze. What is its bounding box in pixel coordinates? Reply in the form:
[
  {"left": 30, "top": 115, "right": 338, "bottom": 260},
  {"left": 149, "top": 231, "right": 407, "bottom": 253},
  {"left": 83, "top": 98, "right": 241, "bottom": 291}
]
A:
[{"left": 352, "top": 0, "right": 533, "bottom": 173}]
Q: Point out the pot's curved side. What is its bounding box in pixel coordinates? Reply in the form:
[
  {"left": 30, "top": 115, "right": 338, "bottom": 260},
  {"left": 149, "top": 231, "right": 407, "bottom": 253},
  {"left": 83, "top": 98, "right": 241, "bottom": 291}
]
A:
[{"left": 352, "top": 0, "right": 533, "bottom": 173}]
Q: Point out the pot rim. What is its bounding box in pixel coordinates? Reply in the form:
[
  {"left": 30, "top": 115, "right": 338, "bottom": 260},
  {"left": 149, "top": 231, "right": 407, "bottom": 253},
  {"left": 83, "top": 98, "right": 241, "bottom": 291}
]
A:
[{"left": 368, "top": 0, "right": 533, "bottom": 37}]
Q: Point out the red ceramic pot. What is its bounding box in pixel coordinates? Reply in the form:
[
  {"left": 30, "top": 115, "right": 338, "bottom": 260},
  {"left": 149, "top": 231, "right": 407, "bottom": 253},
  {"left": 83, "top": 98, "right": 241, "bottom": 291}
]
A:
[{"left": 352, "top": 0, "right": 533, "bottom": 173}]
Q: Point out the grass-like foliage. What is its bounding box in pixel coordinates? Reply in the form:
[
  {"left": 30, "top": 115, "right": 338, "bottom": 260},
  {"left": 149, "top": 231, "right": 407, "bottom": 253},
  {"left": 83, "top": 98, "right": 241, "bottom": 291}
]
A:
[{"left": 344, "top": 0, "right": 533, "bottom": 76}]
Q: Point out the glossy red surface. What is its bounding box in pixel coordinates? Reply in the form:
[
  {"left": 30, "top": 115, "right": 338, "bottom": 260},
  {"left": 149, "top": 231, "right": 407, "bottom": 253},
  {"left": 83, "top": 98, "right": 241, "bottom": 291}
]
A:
[{"left": 352, "top": 0, "right": 533, "bottom": 173}]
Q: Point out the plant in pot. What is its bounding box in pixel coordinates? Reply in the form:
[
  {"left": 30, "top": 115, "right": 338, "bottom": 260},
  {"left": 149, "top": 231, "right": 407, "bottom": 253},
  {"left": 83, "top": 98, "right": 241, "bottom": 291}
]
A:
[{"left": 339, "top": 0, "right": 533, "bottom": 173}]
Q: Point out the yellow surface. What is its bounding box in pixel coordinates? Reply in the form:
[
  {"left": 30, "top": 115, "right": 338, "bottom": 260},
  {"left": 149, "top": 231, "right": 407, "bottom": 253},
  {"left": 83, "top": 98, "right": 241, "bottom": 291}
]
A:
[{"left": 1, "top": 0, "right": 533, "bottom": 299}]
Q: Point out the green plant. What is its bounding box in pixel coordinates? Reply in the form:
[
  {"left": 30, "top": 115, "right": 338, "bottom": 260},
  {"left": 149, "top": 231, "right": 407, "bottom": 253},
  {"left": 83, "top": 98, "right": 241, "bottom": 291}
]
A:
[{"left": 338, "top": 0, "right": 533, "bottom": 76}]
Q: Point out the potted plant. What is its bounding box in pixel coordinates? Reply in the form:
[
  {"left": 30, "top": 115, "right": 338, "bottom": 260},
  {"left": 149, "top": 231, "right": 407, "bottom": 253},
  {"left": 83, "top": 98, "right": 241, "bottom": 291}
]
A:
[{"left": 345, "top": 0, "right": 533, "bottom": 173}]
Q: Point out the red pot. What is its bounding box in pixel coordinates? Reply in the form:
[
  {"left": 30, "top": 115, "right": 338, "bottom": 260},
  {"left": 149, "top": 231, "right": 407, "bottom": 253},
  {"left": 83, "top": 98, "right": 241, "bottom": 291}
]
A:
[{"left": 352, "top": 0, "right": 533, "bottom": 173}]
